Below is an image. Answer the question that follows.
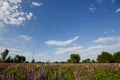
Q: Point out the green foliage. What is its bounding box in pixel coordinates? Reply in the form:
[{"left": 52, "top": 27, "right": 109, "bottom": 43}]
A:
[
  {"left": 31, "top": 59, "right": 35, "bottom": 63},
  {"left": 13, "top": 55, "right": 26, "bottom": 63},
  {"left": 0, "top": 63, "right": 120, "bottom": 80},
  {"left": 70, "top": 53, "right": 80, "bottom": 63},
  {"left": 97, "top": 52, "right": 113, "bottom": 63},
  {"left": 113, "top": 51, "right": 120, "bottom": 62},
  {"left": 91, "top": 60, "right": 96, "bottom": 63},
  {"left": 5, "top": 56, "right": 13, "bottom": 63},
  {"left": 1, "top": 49, "right": 9, "bottom": 62},
  {"left": 67, "top": 59, "right": 71, "bottom": 63},
  {"left": 82, "top": 58, "right": 91, "bottom": 63}
]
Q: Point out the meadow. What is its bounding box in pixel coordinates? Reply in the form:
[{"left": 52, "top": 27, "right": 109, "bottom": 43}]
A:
[{"left": 0, "top": 63, "right": 120, "bottom": 80}]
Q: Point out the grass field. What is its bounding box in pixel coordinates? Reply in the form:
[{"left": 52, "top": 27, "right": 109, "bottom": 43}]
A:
[{"left": 0, "top": 63, "right": 120, "bottom": 80}]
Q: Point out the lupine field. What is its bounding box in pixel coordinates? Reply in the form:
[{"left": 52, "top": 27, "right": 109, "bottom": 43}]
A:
[{"left": 0, "top": 63, "right": 120, "bottom": 80}]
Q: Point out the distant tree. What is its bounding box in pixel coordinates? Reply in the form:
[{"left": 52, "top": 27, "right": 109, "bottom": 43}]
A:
[
  {"left": 14, "top": 55, "right": 26, "bottom": 63},
  {"left": 97, "top": 52, "right": 113, "bottom": 63},
  {"left": 5, "top": 56, "right": 13, "bottom": 63},
  {"left": 31, "top": 59, "right": 35, "bottom": 63},
  {"left": 54, "top": 61, "right": 59, "bottom": 64},
  {"left": 25, "top": 61, "right": 29, "bottom": 63},
  {"left": 82, "top": 58, "right": 91, "bottom": 63},
  {"left": 113, "top": 51, "right": 120, "bottom": 62},
  {"left": 91, "top": 60, "right": 96, "bottom": 63},
  {"left": 70, "top": 53, "right": 80, "bottom": 63},
  {"left": 1, "top": 49, "right": 9, "bottom": 62},
  {"left": 14, "top": 55, "right": 20, "bottom": 63},
  {"left": 67, "top": 59, "right": 71, "bottom": 63},
  {"left": 20, "top": 56, "right": 26, "bottom": 63}
]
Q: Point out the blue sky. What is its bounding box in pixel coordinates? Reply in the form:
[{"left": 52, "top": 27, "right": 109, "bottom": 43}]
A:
[{"left": 0, "top": 0, "right": 120, "bottom": 62}]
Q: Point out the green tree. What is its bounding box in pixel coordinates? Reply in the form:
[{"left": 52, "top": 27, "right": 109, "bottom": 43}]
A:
[
  {"left": 20, "top": 56, "right": 26, "bottom": 63},
  {"left": 5, "top": 56, "right": 13, "bottom": 63},
  {"left": 13, "top": 55, "right": 26, "bottom": 63},
  {"left": 70, "top": 53, "right": 80, "bottom": 63},
  {"left": 113, "top": 51, "right": 120, "bottom": 62},
  {"left": 97, "top": 51, "right": 113, "bottom": 63},
  {"left": 82, "top": 58, "right": 91, "bottom": 63},
  {"left": 1, "top": 49, "right": 9, "bottom": 62},
  {"left": 67, "top": 59, "right": 71, "bottom": 63},
  {"left": 31, "top": 59, "right": 35, "bottom": 63},
  {"left": 91, "top": 60, "right": 96, "bottom": 63}
]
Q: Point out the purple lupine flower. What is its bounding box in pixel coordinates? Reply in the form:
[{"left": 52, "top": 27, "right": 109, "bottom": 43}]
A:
[
  {"left": 86, "top": 71, "right": 91, "bottom": 80},
  {"left": 31, "top": 71, "right": 35, "bottom": 80},
  {"left": 12, "top": 75, "right": 14, "bottom": 80},
  {"left": 38, "top": 68, "right": 45, "bottom": 80},
  {"left": 74, "top": 71, "right": 81, "bottom": 80},
  {"left": 8, "top": 74, "right": 12, "bottom": 80},
  {"left": 28, "top": 70, "right": 32, "bottom": 80}
]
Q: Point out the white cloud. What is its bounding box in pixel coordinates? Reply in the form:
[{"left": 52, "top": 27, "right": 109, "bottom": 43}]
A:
[
  {"left": 94, "top": 36, "right": 120, "bottom": 44},
  {"left": 116, "top": 8, "right": 120, "bottom": 13},
  {"left": 45, "top": 36, "right": 79, "bottom": 46},
  {"left": 80, "top": 42, "right": 120, "bottom": 55},
  {"left": 96, "top": 0, "right": 103, "bottom": 3},
  {"left": 32, "top": 2, "right": 43, "bottom": 7},
  {"left": 55, "top": 46, "right": 83, "bottom": 54},
  {"left": 104, "top": 31, "right": 108, "bottom": 34},
  {"left": 26, "top": 12, "right": 33, "bottom": 20},
  {"left": 0, "top": 0, "right": 33, "bottom": 27},
  {"left": 112, "top": 29, "right": 116, "bottom": 33},
  {"left": 112, "top": 0, "right": 116, "bottom": 3},
  {"left": 0, "top": 22, "right": 4, "bottom": 29},
  {"left": 19, "top": 35, "right": 32, "bottom": 41},
  {"left": 88, "top": 4, "right": 96, "bottom": 12},
  {"left": 9, "top": 0, "right": 22, "bottom": 4}
]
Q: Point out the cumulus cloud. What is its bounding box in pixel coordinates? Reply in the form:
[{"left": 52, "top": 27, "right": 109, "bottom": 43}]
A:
[
  {"left": 32, "top": 2, "right": 43, "bottom": 7},
  {"left": 0, "top": 0, "right": 33, "bottom": 27},
  {"left": 88, "top": 4, "right": 96, "bottom": 12},
  {"left": 94, "top": 36, "right": 120, "bottom": 44},
  {"left": 45, "top": 36, "right": 79, "bottom": 46},
  {"left": 116, "top": 8, "right": 120, "bottom": 13},
  {"left": 55, "top": 46, "right": 83, "bottom": 54},
  {"left": 19, "top": 35, "right": 32, "bottom": 41}
]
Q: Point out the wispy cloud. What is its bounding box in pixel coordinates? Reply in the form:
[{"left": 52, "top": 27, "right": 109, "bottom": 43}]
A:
[
  {"left": 45, "top": 36, "right": 79, "bottom": 46},
  {"left": 104, "top": 29, "right": 117, "bottom": 34},
  {"left": 116, "top": 8, "right": 120, "bottom": 13},
  {"left": 0, "top": 0, "right": 33, "bottom": 27},
  {"left": 88, "top": 4, "right": 96, "bottom": 12},
  {"left": 112, "top": 29, "right": 116, "bottom": 33},
  {"left": 94, "top": 36, "right": 120, "bottom": 44},
  {"left": 55, "top": 46, "right": 83, "bottom": 54},
  {"left": 112, "top": 0, "right": 116, "bottom": 3},
  {"left": 19, "top": 35, "right": 32, "bottom": 41},
  {"left": 80, "top": 41, "right": 120, "bottom": 55},
  {"left": 32, "top": 2, "right": 43, "bottom": 7},
  {"left": 96, "top": 0, "right": 103, "bottom": 3}
]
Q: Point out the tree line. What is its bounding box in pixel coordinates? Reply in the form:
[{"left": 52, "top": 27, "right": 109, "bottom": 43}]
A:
[
  {"left": 0, "top": 49, "right": 26, "bottom": 63},
  {"left": 0, "top": 49, "right": 120, "bottom": 63},
  {"left": 67, "top": 51, "right": 120, "bottom": 63}
]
